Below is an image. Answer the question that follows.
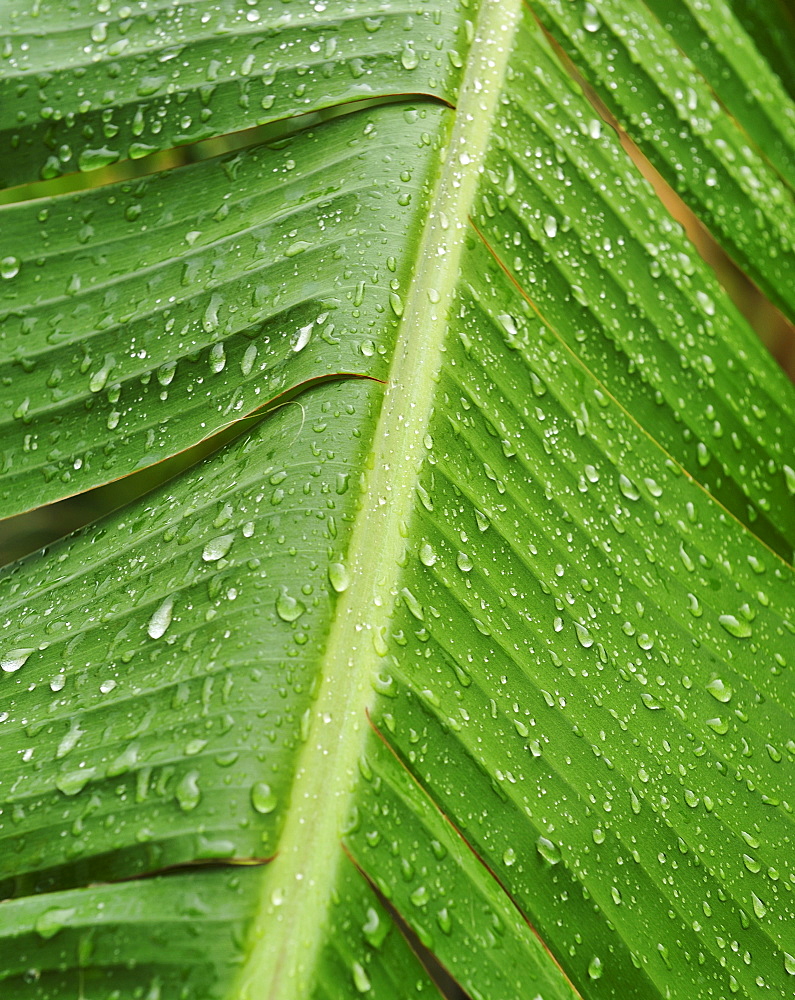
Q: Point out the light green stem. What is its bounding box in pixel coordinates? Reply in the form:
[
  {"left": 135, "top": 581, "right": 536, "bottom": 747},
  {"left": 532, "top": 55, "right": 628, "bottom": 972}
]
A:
[{"left": 236, "top": 2, "right": 523, "bottom": 996}]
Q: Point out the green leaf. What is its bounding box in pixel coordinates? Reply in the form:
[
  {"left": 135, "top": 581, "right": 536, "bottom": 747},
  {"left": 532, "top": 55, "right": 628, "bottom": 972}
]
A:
[
  {"left": 533, "top": 0, "right": 795, "bottom": 323},
  {"left": 2, "top": 3, "right": 794, "bottom": 1000},
  {"left": 0, "top": 0, "right": 464, "bottom": 188},
  {"left": 728, "top": 0, "right": 795, "bottom": 102},
  {"left": 0, "top": 102, "right": 441, "bottom": 517}
]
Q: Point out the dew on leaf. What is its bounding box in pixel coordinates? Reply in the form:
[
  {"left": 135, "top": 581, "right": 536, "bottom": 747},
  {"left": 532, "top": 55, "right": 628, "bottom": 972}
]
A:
[
  {"left": 1, "top": 256, "right": 20, "bottom": 279},
  {"left": 706, "top": 677, "right": 733, "bottom": 703},
  {"left": 250, "top": 782, "right": 277, "bottom": 815},
  {"left": 202, "top": 534, "right": 234, "bottom": 562},
  {"left": 1, "top": 648, "right": 34, "bottom": 673},
  {"left": 175, "top": 771, "right": 201, "bottom": 811},
  {"left": 718, "top": 614, "right": 752, "bottom": 638},
  {"left": 328, "top": 562, "right": 350, "bottom": 593},
  {"left": 147, "top": 597, "right": 174, "bottom": 639},
  {"left": 275, "top": 588, "right": 306, "bottom": 622},
  {"left": 536, "top": 835, "right": 561, "bottom": 865}
]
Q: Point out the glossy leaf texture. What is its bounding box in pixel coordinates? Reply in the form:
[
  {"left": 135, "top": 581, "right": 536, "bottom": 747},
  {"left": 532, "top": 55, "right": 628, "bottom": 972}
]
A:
[
  {"left": 532, "top": 0, "right": 795, "bottom": 323},
  {"left": 0, "top": 0, "right": 465, "bottom": 188},
  {"left": 1, "top": 3, "right": 794, "bottom": 1000}
]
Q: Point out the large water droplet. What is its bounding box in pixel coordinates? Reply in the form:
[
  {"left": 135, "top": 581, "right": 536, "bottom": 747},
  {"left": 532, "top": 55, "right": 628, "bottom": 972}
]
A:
[
  {"left": 718, "top": 614, "right": 752, "bottom": 638},
  {"left": 706, "top": 676, "right": 733, "bottom": 703},
  {"left": 536, "top": 835, "right": 561, "bottom": 865},
  {"left": 587, "top": 956, "right": 603, "bottom": 980},
  {"left": 175, "top": 770, "right": 201, "bottom": 811},
  {"left": 1, "top": 256, "right": 20, "bottom": 280},
  {"left": 328, "top": 562, "right": 349, "bottom": 593},
  {"left": 147, "top": 597, "right": 174, "bottom": 639},
  {"left": 202, "top": 534, "right": 234, "bottom": 562},
  {"left": 1, "top": 647, "right": 34, "bottom": 673},
  {"left": 250, "top": 782, "right": 277, "bottom": 815},
  {"left": 275, "top": 588, "right": 306, "bottom": 622},
  {"left": 352, "top": 961, "right": 372, "bottom": 993}
]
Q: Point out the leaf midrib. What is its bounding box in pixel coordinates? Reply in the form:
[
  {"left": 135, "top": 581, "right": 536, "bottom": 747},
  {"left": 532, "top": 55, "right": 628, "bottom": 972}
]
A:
[{"left": 231, "top": 2, "right": 524, "bottom": 997}]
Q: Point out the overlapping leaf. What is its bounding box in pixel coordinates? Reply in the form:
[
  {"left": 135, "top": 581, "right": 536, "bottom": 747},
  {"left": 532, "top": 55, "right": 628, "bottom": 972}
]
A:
[{"left": 1, "top": 3, "right": 794, "bottom": 1000}]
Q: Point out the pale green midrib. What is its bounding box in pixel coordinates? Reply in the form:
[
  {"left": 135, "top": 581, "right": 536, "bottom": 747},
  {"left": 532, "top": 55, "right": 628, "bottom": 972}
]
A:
[{"left": 233, "top": 3, "right": 524, "bottom": 998}]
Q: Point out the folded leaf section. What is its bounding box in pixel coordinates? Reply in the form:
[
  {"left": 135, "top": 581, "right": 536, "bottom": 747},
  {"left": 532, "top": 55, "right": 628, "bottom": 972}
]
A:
[
  {"left": 0, "top": 0, "right": 467, "bottom": 188},
  {"left": 0, "top": 102, "right": 444, "bottom": 518},
  {"left": 0, "top": 380, "right": 379, "bottom": 896}
]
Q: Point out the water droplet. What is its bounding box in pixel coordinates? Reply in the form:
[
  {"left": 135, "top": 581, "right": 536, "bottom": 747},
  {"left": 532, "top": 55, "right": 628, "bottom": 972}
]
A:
[
  {"left": 536, "top": 835, "right": 561, "bottom": 865},
  {"left": 285, "top": 241, "right": 312, "bottom": 257},
  {"left": 275, "top": 588, "right": 305, "bottom": 622},
  {"left": 56, "top": 768, "right": 96, "bottom": 796},
  {"left": 401, "top": 46, "right": 418, "bottom": 70},
  {"left": 209, "top": 342, "right": 226, "bottom": 373},
  {"left": 202, "top": 534, "right": 234, "bottom": 562},
  {"left": 1, "top": 648, "right": 34, "bottom": 673},
  {"left": 1, "top": 256, "right": 20, "bottom": 280},
  {"left": 543, "top": 215, "right": 558, "bottom": 239},
  {"left": 718, "top": 615, "right": 752, "bottom": 638},
  {"left": 575, "top": 622, "right": 593, "bottom": 648},
  {"left": 328, "top": 562, "right": 349, "bottom": 593},
  {"left": 292, "top": 323, "right": 313, "bottom": 352},
  {"left": 456, "top": 551, "right": 473, "bottom": 572},
  {"left": 419, "top": 542, "right": 437, "bottom": 566},
  {"left": 78, "top": 147, "right": 120, "bottom": 171},
  {"left": 89, "top": 354, "right": 115, "bottom": 393},
  {"left": 706, "top": 677, "right": 733, "bottom": 702},
  {"left": 583, "top": 3, "right": 601, "bottom": 31},
  {"left": 503, "top": 847, "right": 517, "bottom": 866},
  {"left": 147, "top": 597, "right": 174, "bottom": 639},
  {"left": 619, "top": 474, "right": 640, "bottom": 501},
  {"left": 587, "top": 956, "right": 603, "bottom": 980},
  {"left": 175, "top": 770, "right": 201, "bottom": 811},
  {"left": 241, "top": 343, "right": 257, "bottom": 376},
  {"left": 352, "top": 961, "right": 371, "bottom": 993},
  {"left": 250, "top": 782, "right": 277, "bottom": 815},
  {"left": 35, "top": 907, "right": 76, "bottom": 940},
  {"left": 389, "top": 291, "right": 404, "bottom": 317}
]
